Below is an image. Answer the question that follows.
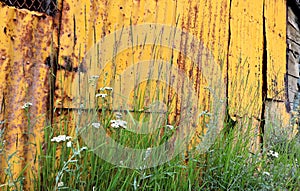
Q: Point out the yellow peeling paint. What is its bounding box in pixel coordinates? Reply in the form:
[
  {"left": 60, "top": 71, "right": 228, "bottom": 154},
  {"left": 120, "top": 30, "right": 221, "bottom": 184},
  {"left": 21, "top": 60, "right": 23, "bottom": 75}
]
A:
[
  {"left": 0, "top": 3, "right": 53, "bottom": 190},
  {"left": 0, "top": 0, "right": 290, "bottom": 189},
  {"left": 228, "top": 0, "right": 264, "bottom": 119},
  {"left": 54, "top": 0, "right": 230, "bottom": 151},
  {"left": 264, "top": 0, "right": 286, "bottom": 100}
]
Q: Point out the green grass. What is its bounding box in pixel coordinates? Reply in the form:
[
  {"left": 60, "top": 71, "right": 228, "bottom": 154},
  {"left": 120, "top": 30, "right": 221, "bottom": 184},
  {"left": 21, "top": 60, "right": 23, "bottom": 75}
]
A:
[
  {"left": 33, "top": 113, "right": 300, "bottom": 190},
  {"left": 2, "top": 104, "right": 299, "bottom": 190}
]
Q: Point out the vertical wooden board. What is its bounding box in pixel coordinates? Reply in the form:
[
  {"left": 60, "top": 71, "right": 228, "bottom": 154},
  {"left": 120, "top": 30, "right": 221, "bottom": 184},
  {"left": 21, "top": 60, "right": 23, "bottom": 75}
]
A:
[
  {"left": 55, "top": 0, "right": 92, "bottom": 65},
  {"left": 235, "top": 117, "right": 262, "bottom": 153},
  {"left": 0, "top": 5, "right": 53, "bottom": 189},
  {"left": 264, "top": 101, "right": 296, "bottom": 147},
  {"left": 287, "top": 47, "right": 299, "bottom": 78},
  {"left": 264, "top": 0, "right": 286, "bottom": 101},
  {"left": 286, "top": 6, "right": 300, "bottom": 112},
  {"left": 287, "top": 75, "right": 298, "bottom": 109},
  {"left": 228, "top": 0, "right": 264, "bottom": 119},
  {"left": 175, "top": 0, "right": 230, "bottom": 146}
]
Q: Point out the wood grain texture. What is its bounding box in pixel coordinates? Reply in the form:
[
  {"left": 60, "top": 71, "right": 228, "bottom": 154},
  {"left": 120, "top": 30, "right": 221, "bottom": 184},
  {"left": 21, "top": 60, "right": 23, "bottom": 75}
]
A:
[
  {"left": 227, "top": 0, "right": 264, "bottom": 119},
  {"left": 264, "top": 0, "right": 286, "bottom": 101},
  {"left": 287, "top": 5, "right": 300, "bottom": 111}
]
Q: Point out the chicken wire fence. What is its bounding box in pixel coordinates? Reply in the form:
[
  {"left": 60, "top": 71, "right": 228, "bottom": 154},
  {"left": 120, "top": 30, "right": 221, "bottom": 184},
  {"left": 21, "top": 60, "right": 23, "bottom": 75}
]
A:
[{"left": 0, "top": 0, "right": 57, "bottom": 16}]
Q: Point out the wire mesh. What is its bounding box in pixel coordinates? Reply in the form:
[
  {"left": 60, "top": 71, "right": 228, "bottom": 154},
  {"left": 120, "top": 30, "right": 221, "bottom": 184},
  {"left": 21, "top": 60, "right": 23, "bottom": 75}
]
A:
[{"left": 0, "top": 0, "right": 57, "bottom": 16}]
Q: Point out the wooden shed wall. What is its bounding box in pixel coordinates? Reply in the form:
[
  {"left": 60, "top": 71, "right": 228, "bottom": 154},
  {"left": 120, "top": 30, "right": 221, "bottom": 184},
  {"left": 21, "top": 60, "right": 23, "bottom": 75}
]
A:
[{"left": 0, "top": 0, "right": 290, "bottom": 189}]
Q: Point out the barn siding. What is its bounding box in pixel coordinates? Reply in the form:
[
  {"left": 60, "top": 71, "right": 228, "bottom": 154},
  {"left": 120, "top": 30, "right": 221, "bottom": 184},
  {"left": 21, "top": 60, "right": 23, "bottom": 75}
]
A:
[
  {"left": 0, "top": 0, "right": 289, "bottom": 189},
  {"left": 286, "top": 0, "right": 300, "bottom": 138}
]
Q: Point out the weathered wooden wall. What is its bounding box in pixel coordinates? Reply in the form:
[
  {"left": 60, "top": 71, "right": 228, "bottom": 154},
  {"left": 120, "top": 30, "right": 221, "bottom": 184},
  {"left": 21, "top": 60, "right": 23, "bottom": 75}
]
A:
[
  {"left": 286, "top": 0, "right": 300, "bottom": 139},
  {"left": 0, "top": 0, "right": 290, "bottom": 189},
  {"left": 287, "top": 0, "right": 300, "bottom": 110}
]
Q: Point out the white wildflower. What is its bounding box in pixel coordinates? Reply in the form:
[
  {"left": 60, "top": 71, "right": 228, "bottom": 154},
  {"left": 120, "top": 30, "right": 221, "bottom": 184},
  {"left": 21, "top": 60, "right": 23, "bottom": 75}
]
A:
[
  {"left": 100, "top": 87, "right": 113, "bottom": 91},
  {"left": 58, "top": 181, "right": 64, "bottom": 187},
  {"left": 96, "top": 93, "right": 107, "bottom": 98},
  {"left": 111, "top": 119, "right": 127, "bottom": 129},
  {"left": 120, "top": 160, "right": 124, "bottom": 166},
  {"left": 198, "top": 110, "right": 211, "bottom": 117},
  {"left": 90, "top": 75, "right": 99, "bottom": 79},
  {"left": 88, "top": 75, "right": 100, "bottom": 86},
  {"left": 262, "top": 171, "right": 270, "bottom": 176},
  {"left": 139, "top": 165, "right": 147, "bottom": 170},
  {"left": 21, "top": 102, "right": 33, "bottom": 109},
  {"left": 0, "top": 120, "right": 5, "bottom": 125},
  {"left": 115, "top": 112, "right": 122, "bottom": 119},
  {"left": 166, "top": 125, "right": 174, "bottom": 130},
  {"left": 267, "top": 150, "right": 279, "bottom": 158},
  {"left": 66, "top": 141, "right": 72, "bottom": 148},
  {"left": 143, "top": 147, "right": 152, "bottom": 161},
  {"left": 73, "top": 146, "right": 88, "bottom": 156},
  {"left": 91, "top": 122, "right": 101, "bottom": 129},
  {"left": 51, "top": 135, "right": 72, "bottom": 143}
]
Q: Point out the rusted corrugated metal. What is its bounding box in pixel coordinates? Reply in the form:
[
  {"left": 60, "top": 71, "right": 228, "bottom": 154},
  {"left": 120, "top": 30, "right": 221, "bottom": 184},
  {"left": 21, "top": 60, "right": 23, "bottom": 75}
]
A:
[
  {"left": 0, "top": 0, "right": 291, "bottom": 189},
  {"left": 0, "top": 3, "right": 54, "bottom": 189}
]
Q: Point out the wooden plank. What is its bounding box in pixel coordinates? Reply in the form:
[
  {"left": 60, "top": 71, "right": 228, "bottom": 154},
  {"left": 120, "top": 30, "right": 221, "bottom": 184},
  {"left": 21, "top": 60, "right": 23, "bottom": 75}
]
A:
[
  {"left": 286, "top": 74, "right": 299, "bottom": 110},
  {"left": 264, "top": 0, "right": 286, "bottom": 100},
  {"left": 286, "top": 3, "right": 300, "bottom": 113},
  {"left": 228, "top": 0, "right": 264, "bottom": 119},
  {"left": 287, "top": 49, "right": 300, "bottom": 78},
  {"left": 287, "top": 22, "right": 300, "bottom": 41},
  {"left": 235, "top": 117, "right": 262, "bottom": 153},
  {"left": 287, "top": 7, "right": 299, "bottom": 31},
  {"left": 264, "top": 101, "right": 296, "bottom": 147}
]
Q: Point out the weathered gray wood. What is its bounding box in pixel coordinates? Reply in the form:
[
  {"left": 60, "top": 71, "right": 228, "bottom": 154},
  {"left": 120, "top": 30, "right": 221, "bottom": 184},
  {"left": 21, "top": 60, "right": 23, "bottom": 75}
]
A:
[
  {"left": 287, "top": 25, "right": 300, "bottom": 42},
  {"left": 287, "top": 4, "right": 300, "bottom": 111},
  {"left": 264, "top": 100, "right": 297, "bottom": 147},
  {"left": 288, "top": 7, "right": 299, "bottom": 31},
  {"left": 287, "top": 74, "right": 299, "bottom": 109},
  {"left": 287, "top": 50, "right": 300, "bottom": 77},
  {"left": 288, "top": 52, "right": 299, "bottom": 78}
]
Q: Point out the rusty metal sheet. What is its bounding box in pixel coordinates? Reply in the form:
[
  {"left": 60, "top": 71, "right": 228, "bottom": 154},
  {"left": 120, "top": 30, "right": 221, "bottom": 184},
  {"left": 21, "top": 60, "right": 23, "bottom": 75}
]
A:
[{"left": 0, "top": 3, "right": 53, "bottom": 189}]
